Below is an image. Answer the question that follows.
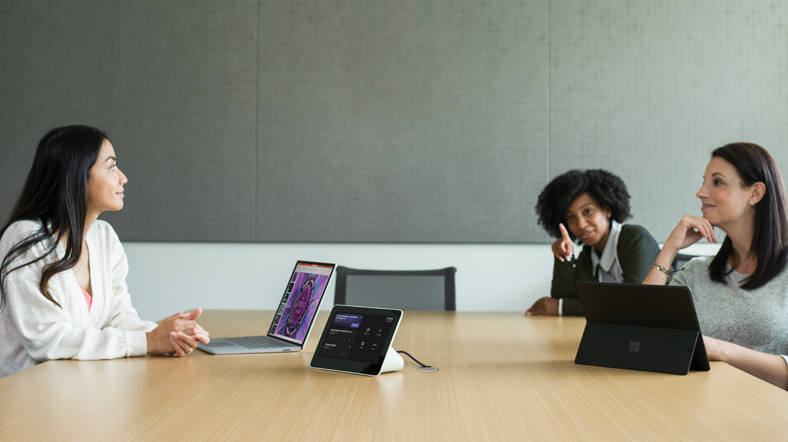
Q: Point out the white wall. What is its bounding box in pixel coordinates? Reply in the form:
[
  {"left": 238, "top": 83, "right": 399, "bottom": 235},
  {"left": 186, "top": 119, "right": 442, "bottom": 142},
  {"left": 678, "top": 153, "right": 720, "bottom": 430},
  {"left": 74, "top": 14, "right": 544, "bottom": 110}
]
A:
[{"left": 124, "top": 241, "right": 721, "bottom": 321}]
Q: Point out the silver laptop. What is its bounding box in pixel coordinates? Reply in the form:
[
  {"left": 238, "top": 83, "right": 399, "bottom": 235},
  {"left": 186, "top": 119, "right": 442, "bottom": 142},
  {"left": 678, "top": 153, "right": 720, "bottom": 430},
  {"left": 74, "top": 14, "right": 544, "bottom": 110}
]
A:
[{"left": 198, "top": 261, "right": 336, "bottom": 354}]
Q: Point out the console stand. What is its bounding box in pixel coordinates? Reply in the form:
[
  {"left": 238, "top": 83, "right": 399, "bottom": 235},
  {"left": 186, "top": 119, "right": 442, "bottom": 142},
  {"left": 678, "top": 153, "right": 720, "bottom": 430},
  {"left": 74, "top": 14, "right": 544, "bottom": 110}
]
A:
[{"left": 380, "top": 346, "right": 404, "bottom": 373}]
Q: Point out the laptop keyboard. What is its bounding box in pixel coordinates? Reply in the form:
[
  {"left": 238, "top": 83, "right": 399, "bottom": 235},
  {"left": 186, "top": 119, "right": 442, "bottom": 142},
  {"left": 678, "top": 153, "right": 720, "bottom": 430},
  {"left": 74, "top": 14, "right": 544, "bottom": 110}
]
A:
[{"left": 227, "top": 336, "right": 290, "bottom": 349}]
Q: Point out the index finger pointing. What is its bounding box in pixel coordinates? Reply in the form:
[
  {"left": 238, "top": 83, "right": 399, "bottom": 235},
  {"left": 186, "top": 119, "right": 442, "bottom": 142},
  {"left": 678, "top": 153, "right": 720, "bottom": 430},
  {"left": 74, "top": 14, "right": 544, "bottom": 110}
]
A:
[{"left": 559, "top": 223, "right": 572, "bottom": 243}]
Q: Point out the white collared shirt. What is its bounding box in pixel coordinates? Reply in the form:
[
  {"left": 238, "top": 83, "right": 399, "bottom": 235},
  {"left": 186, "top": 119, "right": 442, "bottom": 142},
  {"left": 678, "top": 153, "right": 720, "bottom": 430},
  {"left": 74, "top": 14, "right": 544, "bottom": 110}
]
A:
[
  {"left": 590, "top": 220, "right": 623, "bottom": 283},
  {"left": 557, "top": 221, "right": 623, "bottom": 316}
]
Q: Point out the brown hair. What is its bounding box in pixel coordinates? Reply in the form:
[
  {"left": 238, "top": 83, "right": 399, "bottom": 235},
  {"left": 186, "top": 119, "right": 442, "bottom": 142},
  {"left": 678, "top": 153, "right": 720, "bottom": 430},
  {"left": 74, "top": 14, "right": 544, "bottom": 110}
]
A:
[{"left": 708, "top": 142, "right": 788, "bottom": 290}]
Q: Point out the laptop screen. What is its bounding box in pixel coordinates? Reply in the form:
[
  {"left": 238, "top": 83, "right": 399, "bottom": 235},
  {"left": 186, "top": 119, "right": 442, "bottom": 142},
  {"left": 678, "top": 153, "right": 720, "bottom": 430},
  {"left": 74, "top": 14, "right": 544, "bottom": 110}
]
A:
[{"left": 269, "top": 261, "right": 334, "bottom": 344}]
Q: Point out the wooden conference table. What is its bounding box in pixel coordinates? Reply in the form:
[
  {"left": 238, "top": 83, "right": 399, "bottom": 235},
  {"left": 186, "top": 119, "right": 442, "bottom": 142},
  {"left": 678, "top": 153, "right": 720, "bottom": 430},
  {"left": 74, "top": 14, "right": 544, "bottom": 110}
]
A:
[{"left": 1, "top": 310, "right": 787, "bottom": 441}]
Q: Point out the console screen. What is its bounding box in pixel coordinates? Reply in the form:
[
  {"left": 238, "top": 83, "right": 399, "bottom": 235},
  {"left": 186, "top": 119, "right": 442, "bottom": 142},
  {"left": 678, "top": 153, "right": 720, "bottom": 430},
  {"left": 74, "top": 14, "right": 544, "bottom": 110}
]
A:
[{"left": 319, "top": 312, "right": 397, "bottom": 364}]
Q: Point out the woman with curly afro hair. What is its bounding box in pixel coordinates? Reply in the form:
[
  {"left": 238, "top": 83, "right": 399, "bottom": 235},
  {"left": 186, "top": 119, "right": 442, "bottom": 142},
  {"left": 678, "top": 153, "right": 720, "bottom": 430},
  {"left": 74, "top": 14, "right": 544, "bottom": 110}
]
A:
[{"left": 525, "top": 169, "right": 660, "bottom": 316}]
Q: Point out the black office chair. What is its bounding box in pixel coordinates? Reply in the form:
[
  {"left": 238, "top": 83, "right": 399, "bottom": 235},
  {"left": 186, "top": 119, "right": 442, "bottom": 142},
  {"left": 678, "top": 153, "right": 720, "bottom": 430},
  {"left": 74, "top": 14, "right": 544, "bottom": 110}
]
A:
[
  {"left": 333, "top": 266, "right": 457, "bottom": 311},
  {"left": 672, "top": 253, "right": 704, "bottom": 272}
]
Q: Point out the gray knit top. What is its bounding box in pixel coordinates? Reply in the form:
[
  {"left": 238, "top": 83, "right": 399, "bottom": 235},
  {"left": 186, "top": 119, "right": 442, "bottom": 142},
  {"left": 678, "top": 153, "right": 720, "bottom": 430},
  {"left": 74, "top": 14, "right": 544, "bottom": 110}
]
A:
[{"left": 670, "top": 256, "right": 788, "bottom": 362}]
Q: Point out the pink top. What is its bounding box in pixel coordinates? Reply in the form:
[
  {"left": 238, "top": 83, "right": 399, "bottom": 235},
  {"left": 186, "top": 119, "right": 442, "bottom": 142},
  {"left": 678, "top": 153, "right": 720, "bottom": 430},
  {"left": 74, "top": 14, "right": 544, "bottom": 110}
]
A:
[{"left": 76, "top": 278, "right": 92, "bottom": 312}]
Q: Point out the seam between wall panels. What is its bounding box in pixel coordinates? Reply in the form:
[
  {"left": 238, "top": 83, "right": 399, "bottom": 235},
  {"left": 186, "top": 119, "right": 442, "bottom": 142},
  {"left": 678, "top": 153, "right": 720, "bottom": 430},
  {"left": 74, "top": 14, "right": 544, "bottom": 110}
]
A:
[
  {"left": 547, "top": 0, "right": 551, "bottom": 182},
  {"left": 253, "top": 0, "right": 260, "bottom": 241}
]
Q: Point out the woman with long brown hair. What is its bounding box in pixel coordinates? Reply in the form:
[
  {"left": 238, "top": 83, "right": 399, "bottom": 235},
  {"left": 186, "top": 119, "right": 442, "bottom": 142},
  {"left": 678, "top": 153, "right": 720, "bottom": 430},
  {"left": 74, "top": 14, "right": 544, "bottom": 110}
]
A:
[
  {"left": 0, "top": 126, "right": 209, "bottom": 378},
  {"left": 645, "top": 142, "right": 788, "bottom": 390}
]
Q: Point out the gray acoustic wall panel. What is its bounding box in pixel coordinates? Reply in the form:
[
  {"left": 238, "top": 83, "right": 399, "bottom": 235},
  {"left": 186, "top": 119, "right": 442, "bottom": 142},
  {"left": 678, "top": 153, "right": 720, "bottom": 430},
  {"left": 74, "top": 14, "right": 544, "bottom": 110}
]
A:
[
  {"left": 1, "top": 1, "right": 787, "bottom": 244},
  {"left": 0, "top": 0, "right": 258, "bottom": 241},
  {"left": 549, "top": 0, "right": 788, "bottom": 242},
  {"left": 256, "top": 1, "right": 549, "bottom": 242}
]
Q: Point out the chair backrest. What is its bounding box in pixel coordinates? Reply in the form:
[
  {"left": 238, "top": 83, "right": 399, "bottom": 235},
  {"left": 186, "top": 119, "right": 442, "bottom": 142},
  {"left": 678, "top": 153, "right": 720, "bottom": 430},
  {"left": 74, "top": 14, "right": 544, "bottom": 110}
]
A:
[
  {"left": 672, "top": 253, "right": 705, "bottom": 272},
  {"left": 334, "top": 266, "right": 457, "bottom": 311}
]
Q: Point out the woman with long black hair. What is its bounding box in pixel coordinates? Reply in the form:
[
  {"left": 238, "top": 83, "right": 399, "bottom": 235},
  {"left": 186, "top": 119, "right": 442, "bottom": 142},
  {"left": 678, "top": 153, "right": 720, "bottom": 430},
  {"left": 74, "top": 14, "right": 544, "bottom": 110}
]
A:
[
  {"left": 645, "top": 142, "right": 788, "bottom": 390},
  {"left": 0, "top": 125, "right": 209, "bottom": 378}
]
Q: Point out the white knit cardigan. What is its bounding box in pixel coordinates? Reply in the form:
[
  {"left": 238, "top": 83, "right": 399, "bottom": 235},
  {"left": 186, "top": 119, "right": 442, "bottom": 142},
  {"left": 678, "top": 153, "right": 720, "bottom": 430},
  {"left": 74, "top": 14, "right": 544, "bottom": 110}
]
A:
[{"left": 0, "top": 220, "right": 156, "bottom": 378}]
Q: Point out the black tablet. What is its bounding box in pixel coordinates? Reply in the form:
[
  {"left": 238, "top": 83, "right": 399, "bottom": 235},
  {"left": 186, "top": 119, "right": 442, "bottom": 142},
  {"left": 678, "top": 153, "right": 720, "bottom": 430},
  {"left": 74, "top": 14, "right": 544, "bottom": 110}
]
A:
[
  {"left": 310, "top": 305, "right": 403, "bottom": 376},
  {"left": 575, "top": 281, "right": 710, "bottom": 375}
]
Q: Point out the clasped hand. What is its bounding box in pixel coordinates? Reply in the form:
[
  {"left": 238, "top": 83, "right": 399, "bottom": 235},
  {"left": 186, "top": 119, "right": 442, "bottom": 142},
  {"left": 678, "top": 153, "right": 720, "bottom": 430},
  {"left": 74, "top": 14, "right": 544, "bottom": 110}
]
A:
[
  {"left": 525, "top": 297, "right": 559, "bottom": 316},
  {"left": 146, "top": 308, "right": 210, "bottom": 357}
]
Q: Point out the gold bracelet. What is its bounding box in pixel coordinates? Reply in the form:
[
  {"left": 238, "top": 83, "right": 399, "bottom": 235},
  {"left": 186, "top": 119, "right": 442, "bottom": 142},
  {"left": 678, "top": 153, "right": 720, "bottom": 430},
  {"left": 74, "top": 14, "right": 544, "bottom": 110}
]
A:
[{"left": 650, "top": 262, "right": 671, "bottom": 277}]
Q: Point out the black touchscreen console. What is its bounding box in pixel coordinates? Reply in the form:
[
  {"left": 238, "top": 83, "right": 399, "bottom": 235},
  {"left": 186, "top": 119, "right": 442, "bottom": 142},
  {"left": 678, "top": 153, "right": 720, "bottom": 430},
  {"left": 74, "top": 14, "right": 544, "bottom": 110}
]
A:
[{"left": 310, "top": 305, "right": 402, "bottom": 376}]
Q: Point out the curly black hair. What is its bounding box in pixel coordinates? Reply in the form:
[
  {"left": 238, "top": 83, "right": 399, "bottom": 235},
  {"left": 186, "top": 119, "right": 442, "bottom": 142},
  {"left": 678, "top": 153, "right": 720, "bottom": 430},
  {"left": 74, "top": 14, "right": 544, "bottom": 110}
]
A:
[{"left": 535, "top": 169, "right": 631, "bottom": 240}]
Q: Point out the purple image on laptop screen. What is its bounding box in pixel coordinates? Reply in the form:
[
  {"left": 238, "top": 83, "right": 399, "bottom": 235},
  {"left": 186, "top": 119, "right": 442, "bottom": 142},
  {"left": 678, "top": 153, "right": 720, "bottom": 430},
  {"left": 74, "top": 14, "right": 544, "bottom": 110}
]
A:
[{"left": 274, "top": 271, "right": 329, "bottom": 342}]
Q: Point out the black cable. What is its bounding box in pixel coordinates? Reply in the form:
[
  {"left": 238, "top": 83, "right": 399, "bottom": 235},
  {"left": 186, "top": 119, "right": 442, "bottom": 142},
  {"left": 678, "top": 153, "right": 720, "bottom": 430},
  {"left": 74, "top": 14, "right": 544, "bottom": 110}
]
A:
[{"left": 397, "top": 350, "right": 438, "bottom": 372}]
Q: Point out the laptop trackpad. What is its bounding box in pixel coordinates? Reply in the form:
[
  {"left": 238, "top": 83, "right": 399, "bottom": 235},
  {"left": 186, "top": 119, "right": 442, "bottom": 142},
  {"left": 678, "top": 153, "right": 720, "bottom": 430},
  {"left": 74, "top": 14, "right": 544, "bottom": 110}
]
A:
[{"left": 201, "top": 339, "right": 240, "bottom": 348}]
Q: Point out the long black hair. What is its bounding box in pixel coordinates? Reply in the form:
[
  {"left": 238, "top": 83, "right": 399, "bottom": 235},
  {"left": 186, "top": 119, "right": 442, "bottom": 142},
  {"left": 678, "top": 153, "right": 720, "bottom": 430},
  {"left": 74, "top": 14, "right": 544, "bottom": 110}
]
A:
[
  {"left": 708, "top": 142, "right": 788, "bottom": 290},
  {"left": 0, "top": 125, "right": 107, "bottom": 308},
  {"left": 535, "top": 169, "right": 631, "bottom": 240}
]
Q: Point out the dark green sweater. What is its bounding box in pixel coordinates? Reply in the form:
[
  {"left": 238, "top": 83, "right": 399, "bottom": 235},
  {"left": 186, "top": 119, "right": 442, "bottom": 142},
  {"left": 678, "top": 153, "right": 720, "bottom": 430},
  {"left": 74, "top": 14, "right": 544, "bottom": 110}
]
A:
[{"left": 550, "top": 224, "right": 660, "bottom": 316}]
